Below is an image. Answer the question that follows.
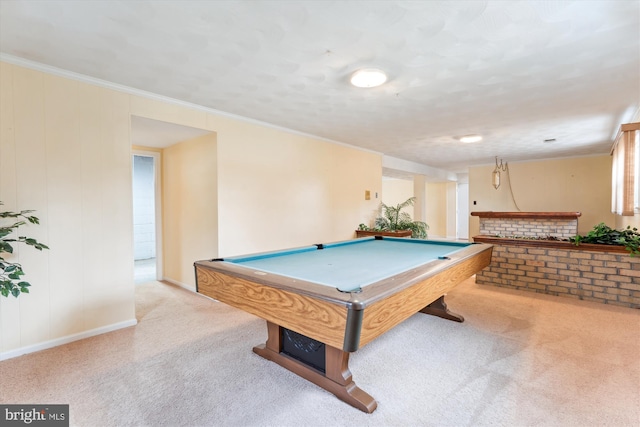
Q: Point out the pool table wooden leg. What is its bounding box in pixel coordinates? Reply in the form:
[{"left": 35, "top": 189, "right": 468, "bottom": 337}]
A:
[
  {"left": 419, "top": 295, "right": 464, "bottom": 322},
  {"left": 253, "top": 321, "right": 378, "bottom": 413}
]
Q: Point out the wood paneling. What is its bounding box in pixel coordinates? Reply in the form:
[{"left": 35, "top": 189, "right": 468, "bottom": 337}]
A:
[
  {"left": 1, "top": 63, "right": 138, "bottom": 356},
  {"left": 12, "top": 66, "right": 51, "bottom": 348},
  {"left": 0, "top": 62, "right": 19, "bottom": 352},
  {"left": 45, "top": 74, "right": 84, "bottom": 338}
]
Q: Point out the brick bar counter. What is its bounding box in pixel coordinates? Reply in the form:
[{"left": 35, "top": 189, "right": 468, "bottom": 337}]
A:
[{"left": 471, "top": 212, "right": 640, "bottom": 309}]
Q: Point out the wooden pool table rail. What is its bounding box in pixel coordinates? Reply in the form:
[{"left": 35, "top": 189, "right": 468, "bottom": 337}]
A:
[
  {"left": 356, "top": 248, "right": 491, "bottom": 347},
  {"left": 196, "top": 266, "right": 351, "bottom": 350}
]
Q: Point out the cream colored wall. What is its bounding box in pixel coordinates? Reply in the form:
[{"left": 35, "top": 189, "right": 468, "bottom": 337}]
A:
[
  {"left": 0, "top": 62, "right": 135, "bottom": 357},
  {"left": 380, "top": 178, "right": 452, "bottom": 238},
  {"left": 425, "top": 182, "right": 448, "bottom": 238},
  {"left": 468, "top": 156, "right": 616, "bottom": 237},
  {"left": 328, "top": 145, "right": 382, "bottom": 242},
  {"left": 379, "top": 178, "right": 413, "bottom": 229},
  {"left": 162, "top": 134, "right": 217, "bottom": 289},
  {"left": 381, "top": 179, "right": 414, "bottom": 208},
  {"left": 445, "top": 182, "right": 458, "bottom": 238},
  {"left": 616, "top": 215, "right": 639, "bottom": 229},
  {"left": 0, "top": 61, "right": 382, "bottom": 357},
  {"left": 214, "top": 122, "right": 382, "bottom": 255}
]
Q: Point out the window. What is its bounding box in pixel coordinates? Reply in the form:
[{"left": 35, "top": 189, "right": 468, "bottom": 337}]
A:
[
  {"left": 611, "top": 122, "right": 639, "bottom": 216},
  {"left": 635, "top": 129, "right": 639, "bottom": 213}
]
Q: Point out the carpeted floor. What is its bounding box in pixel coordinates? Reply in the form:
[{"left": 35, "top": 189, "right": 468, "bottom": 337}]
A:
[{"left": 1, "top": 277, "right": 638, "bottom": 427}]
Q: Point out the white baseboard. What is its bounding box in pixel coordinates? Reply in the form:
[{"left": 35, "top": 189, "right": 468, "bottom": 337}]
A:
[
  {"left": 0, "top": 318, "right": 138, "bottom": 361},
  {"left": 162, "top": 277, "right": 220, "bottom": 302},
  {"left": 162, "top": 277, "right": 196, "bottom": 292}
]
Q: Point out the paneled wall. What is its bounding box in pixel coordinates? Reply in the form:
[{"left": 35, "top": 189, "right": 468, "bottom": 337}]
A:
[
  {"left": 0, "top": 61, "right": 382, "bottom": 358},
  {"left": 0, "top": 63, "right": 135, "bottom": 357}
]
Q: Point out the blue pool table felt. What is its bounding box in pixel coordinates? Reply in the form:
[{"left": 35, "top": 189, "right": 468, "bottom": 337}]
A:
[{"left": 225, "top": 238, "right": 470, "bottom": 292}]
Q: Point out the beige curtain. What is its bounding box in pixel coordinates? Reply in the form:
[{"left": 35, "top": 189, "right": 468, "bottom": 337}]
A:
[{"left": 611, "top": 122, "right": 639, "bottom": 216}]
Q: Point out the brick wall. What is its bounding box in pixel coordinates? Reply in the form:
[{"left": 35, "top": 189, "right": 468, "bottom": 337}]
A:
[
  {"left": 474, "top": 238, "right": 640, "bottom": 309},
  {"left": 479, "top": 218, "right": 578, "bottom": 239}
]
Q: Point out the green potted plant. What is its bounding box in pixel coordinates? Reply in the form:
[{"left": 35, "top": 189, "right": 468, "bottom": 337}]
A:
[
  {"left": 1, "top": 202, "right": 49, "bottom": 297},
  {"left": 571, "top": 222, "right": 639, "bottom": 256},
  {"left": 356, "top": 197, "right": 428, "bottom": 239}
]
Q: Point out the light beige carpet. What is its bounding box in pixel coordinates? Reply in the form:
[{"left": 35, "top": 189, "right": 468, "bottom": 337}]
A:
[{"left": 1, "top": 277, "right": 638, "bottom": 427}]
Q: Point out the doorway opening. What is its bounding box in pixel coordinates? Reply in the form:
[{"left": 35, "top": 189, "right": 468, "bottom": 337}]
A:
[{"left": 133, "top": 152, "right": 161, "bottom": 283}]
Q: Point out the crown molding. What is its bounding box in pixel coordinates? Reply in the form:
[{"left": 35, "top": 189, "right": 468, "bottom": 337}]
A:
[{"left": 0, "top": 53, "right": 382, "bottom": 155}]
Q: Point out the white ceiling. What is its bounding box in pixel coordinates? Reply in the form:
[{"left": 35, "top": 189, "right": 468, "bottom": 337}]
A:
[{"left": 1, "top": 0, "right": 638, "bottom": 176}]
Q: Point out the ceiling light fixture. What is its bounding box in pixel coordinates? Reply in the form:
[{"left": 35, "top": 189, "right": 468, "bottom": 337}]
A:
[
  {"left": 350, "top": 69, "right": 388, "bottom": 88},
  {"left": 459, "top": 134, "right": 483, "bottom": 143}
]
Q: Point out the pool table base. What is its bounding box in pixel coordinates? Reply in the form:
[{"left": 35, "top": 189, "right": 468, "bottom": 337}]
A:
[
  {"left": 253, "top": 321, "right": 378, "bottom": 413},
  {"left": 253, "top": 295, "right": 464, "bottom": 413},
  {"left": 419, "top": 295, "right": 464, "bottom": 322}
]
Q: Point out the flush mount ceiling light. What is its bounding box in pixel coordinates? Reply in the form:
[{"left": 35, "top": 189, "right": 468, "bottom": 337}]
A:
[
  {"left": 350, "top": 69, "right": 388, "bottom": 88},
  {"left": 458, "top": 134, "right": 483, "bottom": 143}
]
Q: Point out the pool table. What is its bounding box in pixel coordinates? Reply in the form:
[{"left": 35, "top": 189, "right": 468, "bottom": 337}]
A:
[{"left": 194, "top": 236, "right": 493, "bottom": 413}]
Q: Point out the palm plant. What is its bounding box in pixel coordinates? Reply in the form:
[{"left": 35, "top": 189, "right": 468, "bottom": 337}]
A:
[{"left": 373, "top": 197, "right": 428, "bottom": 239}]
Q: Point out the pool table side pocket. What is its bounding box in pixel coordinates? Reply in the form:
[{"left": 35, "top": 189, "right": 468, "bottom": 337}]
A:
[{"left": 195, "top": 267, "right": 349, "bottom": 350}]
